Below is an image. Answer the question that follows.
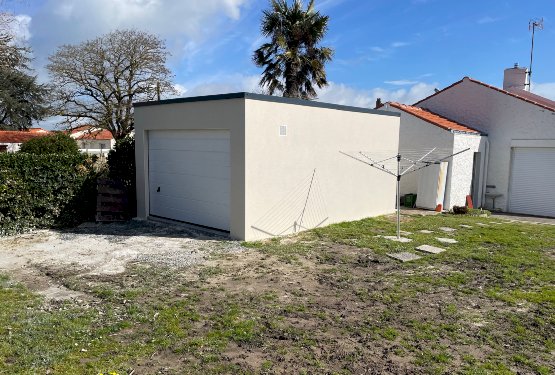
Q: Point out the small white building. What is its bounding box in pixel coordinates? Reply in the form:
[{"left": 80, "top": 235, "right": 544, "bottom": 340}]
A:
[
  {"left": 386, "top": 65, "right": 555, "bottom": 217},
  {"left": 383, "top": 102, "right": 486, "bottom": 210},
  {"left": 134, "top": 92, "right": 400, "bottom": 240},
  {"left": 0, "top": 128, "right": 51, "bottom": 152},
  {"left": 70, "top": 126, "right": 115, "bottom": 157}
]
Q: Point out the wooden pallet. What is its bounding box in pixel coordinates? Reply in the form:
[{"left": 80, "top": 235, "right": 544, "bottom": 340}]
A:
[{"left": 96, "top": 178, "right": 129, "bottom": 222}]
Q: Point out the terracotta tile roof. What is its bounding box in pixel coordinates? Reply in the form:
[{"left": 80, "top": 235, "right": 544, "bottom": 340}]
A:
[
  {"left": 76, "top": 129, "right": 114, "bottom": 141},
  {"left": 70, "top": 125, "right": 114, "bottom": 140},
  {"left": 414, "top": 77, "right": 555, "bottom": 112},
  {"left": 388, "top": 102, "right": 483, "bottom": 134},
  {"left": 0, "top": 130, "right": 52, "bottom": 143}
]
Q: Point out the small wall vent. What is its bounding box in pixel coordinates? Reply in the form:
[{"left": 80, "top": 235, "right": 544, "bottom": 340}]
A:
[{"left": 279, "top": 125, "right": 287, "bottom": 136}]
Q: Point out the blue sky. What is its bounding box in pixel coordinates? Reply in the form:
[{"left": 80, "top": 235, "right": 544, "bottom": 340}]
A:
[{"left": 4, "top": 0, "right": 555, "bottom": 112}]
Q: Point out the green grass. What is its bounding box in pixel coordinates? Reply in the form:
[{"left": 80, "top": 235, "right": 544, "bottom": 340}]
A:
[{"left": 1, "top": 213, "right": 554, "bottom": 374}]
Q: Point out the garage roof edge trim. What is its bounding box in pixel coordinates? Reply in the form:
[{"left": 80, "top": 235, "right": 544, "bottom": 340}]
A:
[{"left": 134, "top": 92, "right": 400, "bottom": 117}]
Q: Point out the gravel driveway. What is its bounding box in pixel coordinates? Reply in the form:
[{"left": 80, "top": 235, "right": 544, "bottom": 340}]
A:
[{"left": 0, "top": 219, "right": 243, "bottom": 300}]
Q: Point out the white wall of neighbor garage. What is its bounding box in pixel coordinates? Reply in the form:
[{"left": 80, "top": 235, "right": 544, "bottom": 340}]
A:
[
  {"left": 134, "top": 94, "right": 400, "bottom": 240},
  {"left": 244, "top": 99, "right": 400, "bottom": 240}
]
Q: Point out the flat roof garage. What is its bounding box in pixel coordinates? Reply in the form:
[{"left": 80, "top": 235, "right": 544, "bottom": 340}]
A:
[{"left": 134, "top": 93, "right": 400, "bottom": 241}]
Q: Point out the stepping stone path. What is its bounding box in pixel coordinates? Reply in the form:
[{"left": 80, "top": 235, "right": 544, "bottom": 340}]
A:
[
  {"left": 416, "top": 245, "right": 446, "bottom": 254},
  {"left": 439, "top": 227, "right": 456, "bottom": 232},
  {"left": 459, "top": 224, "right": 473, "bottom": 229},
  {"left": 387, "top": 252, "right": 422, "bottom": 262},
  {"left": 476, "top": 223, "right": 489, "bottom": 227},
  {"left": 436, "top": 237, "right": 458, "bottom": 244},
  {"left": 400, "top": 231, "right": 413, "bottom": 236},
  {"left": 419, "top": 230, "right": 434, "bottom": 234},
  {"left": 383, "top": 236, "right": 413, "bottom": 243}
]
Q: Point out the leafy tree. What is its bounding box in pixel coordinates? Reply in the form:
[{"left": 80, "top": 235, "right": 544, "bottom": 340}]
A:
[
  {"left": 253, "top": 0, "right": 333, "bottom": 100},
  {"left": 19, "top": 132, "right": 80, "bottom": 155},
  {"left": 47, "top": 29, "right": 175, "bottom": 140},
  {"left": 0, "top": 16, "right": 49, "bottom": 130}
]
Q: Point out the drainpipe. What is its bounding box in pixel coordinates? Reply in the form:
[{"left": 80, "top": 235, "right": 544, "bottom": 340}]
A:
[{"left": 480, "top": 138, "right": 490, "bottom": 209}]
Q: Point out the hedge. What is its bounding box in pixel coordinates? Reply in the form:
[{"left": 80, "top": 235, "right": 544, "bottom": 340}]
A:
[{"left": 0, "top": 153, "right": 98, "bottom": 235}]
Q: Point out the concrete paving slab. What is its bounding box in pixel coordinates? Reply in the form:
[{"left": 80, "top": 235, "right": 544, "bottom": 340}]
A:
[
  {"left": 436, "top": 237, "right": 458, "bottom": 244},
  {"left": 476, "top": 223, "right": 489, "bottom": 227},
  {"left": 416, "top": 245, "right": 446, "bottom": 254},
  {"left": 400, "top": 231, "right": 413, "bottom": 236},
  {"left": 387, "top": 252, "right": 422, "bottom": 262},
  {"left": 439, "top": 227, "right": 457, "bottom": 232},
  {"left": 459, "top": 224, "right": 473, "bottom": 229},
  {"left": 419, "top": 230, "right": 434, "bottom": 234},
  {"left": 383, "top": 236, "right": 413, "bottom": 243}
]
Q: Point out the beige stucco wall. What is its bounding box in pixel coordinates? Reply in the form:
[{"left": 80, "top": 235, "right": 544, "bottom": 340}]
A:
[
  {"left": 418, "top": 78, "right": 555, "bottom": 211},
  {"left": 134, "top": 95, "right": 399, "bottom": 241},
  {"left": 134, "top": 98, "right": 246, "bottom": 238},
  {"left": 244, "top": 99, "right": 400, "bottom": 241}
]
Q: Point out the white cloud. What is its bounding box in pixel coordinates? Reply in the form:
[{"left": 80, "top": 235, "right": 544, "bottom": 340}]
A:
[
  {"left": 391, "top": 41, "right": 409, "bottom": 48},
  {"left": 175, "top": 73, "right": 260, "bottom": 97},
  {"left": 384, "top": 80, "right": 419, "bottom": 86},
  {"left": 29, "top": 0, "right": 249, "bottom": 70},
  {"left": 317, "top": 82, "right": 437, "bottom": 107},
  {"left": 37, "top": 0, "right": 247, "bottom": 40},
  {"left": 174, "top": 75, "right": 437, "bottom": 108},
  {"left": 2, "top": 13, "right": 32, "bottom": 42},
  {"left": 531, "top": 82, "right": 555, "bottom": 101}
]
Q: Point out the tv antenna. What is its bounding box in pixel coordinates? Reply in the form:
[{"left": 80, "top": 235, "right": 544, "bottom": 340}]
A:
[{"left": 528, "top": 18, "right": 544, "bottom": 89}]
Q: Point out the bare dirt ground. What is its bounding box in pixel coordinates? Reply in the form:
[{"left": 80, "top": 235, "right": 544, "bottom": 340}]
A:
[{"left": 0, "top": 219, "right": 242, "bottom": 300}]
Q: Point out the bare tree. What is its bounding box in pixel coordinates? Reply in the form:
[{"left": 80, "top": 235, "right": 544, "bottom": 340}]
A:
[{"left": 48, "top": 29, "right": 175, "bottom": 139}]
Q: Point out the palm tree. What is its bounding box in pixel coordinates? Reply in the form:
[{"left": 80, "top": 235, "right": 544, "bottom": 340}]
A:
[{"left": 253, "top": 0, "right": 333, "bottom": 100}]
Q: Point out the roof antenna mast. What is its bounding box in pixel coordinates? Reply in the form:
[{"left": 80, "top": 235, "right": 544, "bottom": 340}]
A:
[{"left": 528, "top": 18, "right": 544, "bottom": 90}]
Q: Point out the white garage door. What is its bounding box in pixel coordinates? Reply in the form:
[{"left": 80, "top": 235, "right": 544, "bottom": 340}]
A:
[
  {"left": 508, "top": 147, "right": 555, "bottom": 217},
  {"left": 149, "top": 130, "right": 231, "bottom": 231}
]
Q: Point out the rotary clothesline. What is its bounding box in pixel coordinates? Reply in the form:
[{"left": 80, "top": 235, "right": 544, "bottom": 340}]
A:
[{"left": 340, "top": 148, "right": 470, "bottom": 239}]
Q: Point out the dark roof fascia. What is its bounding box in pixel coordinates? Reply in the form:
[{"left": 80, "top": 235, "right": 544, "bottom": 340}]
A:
[{"left": 134, "top": 92, "right": 400, "bottom": 118}]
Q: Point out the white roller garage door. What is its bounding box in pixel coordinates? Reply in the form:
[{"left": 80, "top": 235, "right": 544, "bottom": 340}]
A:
[
  {"left": 149, "top": 130, "right": 231, "bottom": 231},
  {"left": 508, "top": 147, "right": 555, "bottom": 217}
]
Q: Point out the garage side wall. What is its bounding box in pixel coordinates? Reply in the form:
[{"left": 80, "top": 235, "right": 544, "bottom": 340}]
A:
[
  {"left": 134, "top": 99, "right": 246, "bottom": 238},
  {"left": 244, "top": 99, "right": 400, "bottom": 241}
]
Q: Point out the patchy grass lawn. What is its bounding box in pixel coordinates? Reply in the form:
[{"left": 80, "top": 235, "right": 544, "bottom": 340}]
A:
[{"left": 1, "top": 214, "right": 554, "bottom": 374}]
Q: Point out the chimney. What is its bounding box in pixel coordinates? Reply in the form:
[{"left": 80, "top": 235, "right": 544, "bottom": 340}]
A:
[
  {"left": 503, "top": 63, "right": 529, "bottom": 92},
  {"left": 375, "top": 98, "right": 383, "bottom": 109}
]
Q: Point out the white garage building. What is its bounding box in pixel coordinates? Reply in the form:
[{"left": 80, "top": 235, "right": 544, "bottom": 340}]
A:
[{"left": 134, "top": 93, "right": 400, "bottom": 240}]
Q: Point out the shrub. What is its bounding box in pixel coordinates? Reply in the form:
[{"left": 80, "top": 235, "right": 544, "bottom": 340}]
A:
[
  {"left": 107, "top": 136, "right": 136, "bottom": 216},
  {"left": 452, "top": 206, "right": 468, "bottom": 215},
  {"left": 0, "top": 153, "right": 98, "bottom": 235},
  {"left": 19, "top": 132, "right": 80, "bottom": 155}
]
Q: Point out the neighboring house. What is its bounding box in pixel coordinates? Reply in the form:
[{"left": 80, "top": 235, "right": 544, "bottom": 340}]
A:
[
  {"left": 134, "top": 92, "right": 400, "bottom": 240},
  {"left": 384, "top": 65, "right": 555, "bottom": 217},
  {"left": 0, "top": 128, "right": 51, "bottom": 152},
  {"left": 70, "top": 125, "right": 115, "bottom": 157},
  {"left": 383, "top": 102, "right": 486, "bottom": 211}
]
